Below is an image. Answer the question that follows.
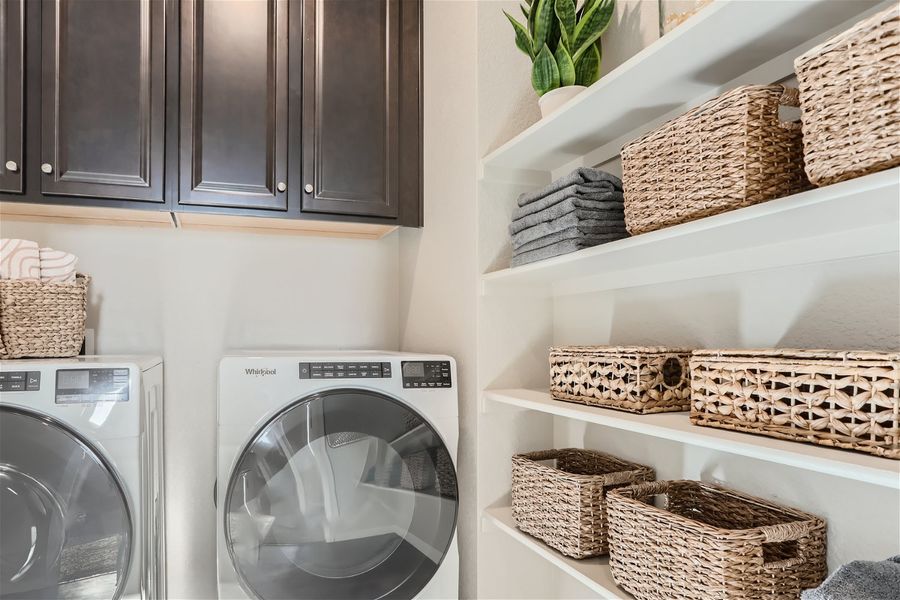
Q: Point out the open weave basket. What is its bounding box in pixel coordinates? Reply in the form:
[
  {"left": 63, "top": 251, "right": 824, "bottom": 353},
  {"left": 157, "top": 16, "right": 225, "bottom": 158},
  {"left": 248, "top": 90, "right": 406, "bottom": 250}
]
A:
[
  {"left": 795, "top": 5, "right": 900, "bottom": 187},
  {"left": 0, "top": 275, "right": 89, "bottom": 358},
  {"left": 512, "top": 449, "right": 654, "bottom": 558},
  {"left": 691, "top": 349, "right": 900, "bottom": 459},
  {"left": 550, "top": 346, "right": 692, "bottom": 414},
  {"left": 608, "top": 480, "right": 827, "bottom": 600},
  {"left": 621, "top": 85, "right": 810, "bottom": 235}
]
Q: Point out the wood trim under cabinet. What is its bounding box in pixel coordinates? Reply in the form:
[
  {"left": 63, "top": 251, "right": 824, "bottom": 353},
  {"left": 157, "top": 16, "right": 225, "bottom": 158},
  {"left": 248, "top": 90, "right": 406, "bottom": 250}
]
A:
[
  {"left": 173, "top": 211, "right": 397, "bottom": 239},
  {"left": 0, "top": 200, "right": 174, "bottom": 227}
]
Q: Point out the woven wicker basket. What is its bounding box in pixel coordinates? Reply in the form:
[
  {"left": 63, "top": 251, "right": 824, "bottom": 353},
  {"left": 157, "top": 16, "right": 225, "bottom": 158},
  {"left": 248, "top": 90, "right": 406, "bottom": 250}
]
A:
[
  {"left": 608, "top": 480, "right": 827, "bottom": 600},
  {"left": 550, "top": 346, "right": 692, "bottom": 414},
  {"left": 512, "top": 449, "right": 654, "bottom": 558},
  {"left": 795, "top": 5, "right": 900, "bottom": 187},
  {"left": 621, "top": 85, "right": 810, "bottom": 235},
  {"left": 691, "top": 349, "right": 900, "bottom": 459},
  {"left": 0, "top": 275, "right": 89, "bottom": 359}
]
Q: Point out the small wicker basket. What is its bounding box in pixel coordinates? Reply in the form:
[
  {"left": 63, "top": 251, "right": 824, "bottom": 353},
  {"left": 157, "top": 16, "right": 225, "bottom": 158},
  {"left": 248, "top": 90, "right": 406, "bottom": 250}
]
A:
[
  {"left": 795, "top": 5, "right": 900, "bottom": 187},
  {"left": 550, "top": 346, "right": 692, "bottom": 414},
  {"left": 512, "top": 449, "right": 654, "bottom": 558},
  {"left": 621, "top": 85, "right": 810, "bottom": 235},
  {"left": 608, "top": 480, "right": 827, "bottom": 600},
  {"left": 691, "top": 349, "right": 900, "bottom": 459},
  {"left": 0, "top": 275, "right": 89, "bottom": 359}
]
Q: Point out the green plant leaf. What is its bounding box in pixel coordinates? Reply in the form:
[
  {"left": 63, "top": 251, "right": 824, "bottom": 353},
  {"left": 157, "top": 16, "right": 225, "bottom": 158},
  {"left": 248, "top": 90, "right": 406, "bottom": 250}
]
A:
[
  {"left": 503, "top": 11, "right": 535, "bottom": 60},
  {"left": 555, "top": 43, "right": 576, "bottom": 86},
  {"left": 531, "top": 44, "right": 560, "bottom": 96},
  {"left": 574, "top": 41, "right": 601, "bottom": 86},
  {"left": 521, "top": 4, "right": 529, "bottom": 19},
  {"left": 531, "top": 0, "right": 555, "bottom": 53},
  {"left": 555, "top": 0, "right": 576, "bottom": 49},
  {"left": 572, "top": 0, "right": 615, "bottom": 63}
]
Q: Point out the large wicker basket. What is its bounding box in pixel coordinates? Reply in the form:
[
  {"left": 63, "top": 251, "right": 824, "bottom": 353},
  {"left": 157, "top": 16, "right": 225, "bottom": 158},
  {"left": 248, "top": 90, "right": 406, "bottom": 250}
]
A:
[
  {"left": 608, "top": 480, "right": 827, "bottom": 600},
  {"left": 511, "top": 449, "right": 654, "bottom": 558},
  {"left": 691, "top": 349, "right": 900, "bottom": 459},
  {"left": 0, "top": 275, "right": 89, "bottom": 358},
  {"left": 621, "top": 85, "right": 810, "bottom": 235},
  {"left": 795, "top": 5, "right": 900, "bottom": 187},
  {"left": 550, "top": 346, "right": 692, "bottom": 414}
]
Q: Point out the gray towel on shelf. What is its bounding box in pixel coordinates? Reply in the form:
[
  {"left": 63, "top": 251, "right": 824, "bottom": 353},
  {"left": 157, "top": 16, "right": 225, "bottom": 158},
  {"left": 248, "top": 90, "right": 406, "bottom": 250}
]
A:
[
  {"left": 511, "top": 239, "right": 608, "bottom": 267},
  {"left": 517, "top": 168, "right": 623, "bottom": 207},
  {"left": 510, "top": 202, "right": 625, "bottom": 235},
  {"left": 801, "top": 556, "right": 900, "bottom": 600},
  {"left": 513, "top": 184, "right": 622, "bottom": 220},
  {"left": 512, "top": 214, "right": 628, "bottom": 249},
  {"left": 514, "top": 230, "right": 628, "bottom": 254}
]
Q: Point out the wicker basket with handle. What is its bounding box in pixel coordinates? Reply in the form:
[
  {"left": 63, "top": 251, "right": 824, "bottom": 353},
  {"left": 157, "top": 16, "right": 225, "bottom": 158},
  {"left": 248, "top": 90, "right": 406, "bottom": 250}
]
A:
[
  {"left": 608, "top": 480, "right": 827, "bottom": 600},
  {"left": 621, "top": 85, "right": 810, "bottom": 235},
  {"left": 550, "top": 345, "right": 692, "bottom": 414},
  {"left": 0, "top": 275, "right": 89, "bottom": 358},
  {"left": 512, "top": 448, "right": 654, "bottom": 559},
  {"left": 691, "top": 348, "right": 900, "bottom": 459},
  {"left": 794, "top": 5, "right": 900, "bottom": 187}
]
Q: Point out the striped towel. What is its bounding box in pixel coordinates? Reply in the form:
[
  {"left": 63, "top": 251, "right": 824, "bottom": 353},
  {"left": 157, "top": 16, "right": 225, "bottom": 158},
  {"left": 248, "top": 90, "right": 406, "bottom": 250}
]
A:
[
  {"left": 40, "top": 247, "right": 78, "bottom": 283},
  {"left": 0, "top": 239, "right": 41, "bottom": 280}
]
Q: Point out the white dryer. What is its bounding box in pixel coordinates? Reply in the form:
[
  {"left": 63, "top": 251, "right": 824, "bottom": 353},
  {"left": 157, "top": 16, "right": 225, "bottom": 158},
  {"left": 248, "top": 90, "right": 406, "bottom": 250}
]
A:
[
  {"left": 217, "top": 352, "right": 459, "bottom": 600},
  {"left": 0, "top": 356, "right": 166, "bottom": 600}
]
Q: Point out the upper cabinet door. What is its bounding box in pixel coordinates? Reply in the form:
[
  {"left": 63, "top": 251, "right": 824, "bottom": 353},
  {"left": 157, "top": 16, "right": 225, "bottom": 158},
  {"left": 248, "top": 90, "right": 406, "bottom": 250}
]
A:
[
  {"left": 301, "top": 0, "right": 405, "bottom": 220},
  {"left": 1, "top": 0, "right": 24, "bottom": 194},
  {"left": 40, "top": 0, "right": 166, "bottom": 202},
  {"left": 179, "top": 0, "right": 289, "bottom": 211}
]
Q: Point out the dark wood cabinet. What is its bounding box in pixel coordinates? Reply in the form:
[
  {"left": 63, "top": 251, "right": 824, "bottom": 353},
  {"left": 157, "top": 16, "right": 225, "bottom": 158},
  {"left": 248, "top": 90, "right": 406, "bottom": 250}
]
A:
[
  {"left": 0, "top": 0, "right": 24, "bottom": 194},
  {"left": 179, "top": 0, "right": 289, "bottom": 211},
  {"left": 40, "top": 0, "right": 166, "bottom": 202},
  {"left": 1, "top": 0, "right": 422, "bottom": 228},
  {"left": 299, "top": 0, "right": 420, "bottom": 224}
]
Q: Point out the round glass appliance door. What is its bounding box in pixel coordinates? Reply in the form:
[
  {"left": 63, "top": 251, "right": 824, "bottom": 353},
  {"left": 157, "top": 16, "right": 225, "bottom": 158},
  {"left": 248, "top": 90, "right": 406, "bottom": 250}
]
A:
[
  {"left": 0, "top": 406, "right": 132, "bottom": 599},
  {"left": 224, "top": 389, "right": 458, "bottom": 600}
]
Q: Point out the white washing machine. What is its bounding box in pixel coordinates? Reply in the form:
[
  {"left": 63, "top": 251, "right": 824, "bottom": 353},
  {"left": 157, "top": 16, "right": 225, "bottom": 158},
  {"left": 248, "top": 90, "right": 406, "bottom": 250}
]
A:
[
  {"left": 217, "top": 352, "right": 459, "bottom": 600},
  {"left": 0, "top": 356, "right": 166, "bottom": 600}
]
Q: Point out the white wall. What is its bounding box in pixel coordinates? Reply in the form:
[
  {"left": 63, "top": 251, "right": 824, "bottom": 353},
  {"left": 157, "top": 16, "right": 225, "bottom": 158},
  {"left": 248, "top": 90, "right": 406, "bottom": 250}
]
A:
[
  {"left": 0, "top": 219, "right": 400, "bottom": 599},
  {"left": 398, "top": 1, "right": 480, "bottom": 597}
]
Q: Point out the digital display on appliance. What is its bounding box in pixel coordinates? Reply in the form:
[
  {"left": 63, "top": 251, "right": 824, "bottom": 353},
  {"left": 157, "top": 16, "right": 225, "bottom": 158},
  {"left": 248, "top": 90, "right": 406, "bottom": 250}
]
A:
[
  {"left": 402, "top": 362, "right": 425, "bottom": 378},
  {"left": 57, "top": 370, "right": 90, "bottom": 390}
]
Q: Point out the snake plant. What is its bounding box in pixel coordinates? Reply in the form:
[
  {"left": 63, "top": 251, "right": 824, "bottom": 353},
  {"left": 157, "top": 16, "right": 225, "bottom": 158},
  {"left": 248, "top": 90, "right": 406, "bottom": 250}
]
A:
[{"left": 504, "top": 0, "right": 615, "bottom": 96}]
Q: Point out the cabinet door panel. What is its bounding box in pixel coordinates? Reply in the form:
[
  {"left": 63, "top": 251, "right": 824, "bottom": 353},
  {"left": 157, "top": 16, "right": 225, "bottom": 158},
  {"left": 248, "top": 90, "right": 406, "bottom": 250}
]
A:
[
  {"left": 41, "top": 0, "right": 165, "bottom": 202},
  {"left": 301, "top": 0, "right": 400, "bottom": 219},
  {"left": 0, "top": 0, "right": 24, "bottom": 194},
  {"left": 179, "top": 0, "right": 288, "bottom": 210}
]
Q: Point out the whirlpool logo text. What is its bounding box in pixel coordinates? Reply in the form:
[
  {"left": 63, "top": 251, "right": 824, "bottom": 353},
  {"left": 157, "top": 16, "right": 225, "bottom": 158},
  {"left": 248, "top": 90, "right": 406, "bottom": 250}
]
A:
[{"left": 244, "top": 368, "right": 277, "bottom": 377}]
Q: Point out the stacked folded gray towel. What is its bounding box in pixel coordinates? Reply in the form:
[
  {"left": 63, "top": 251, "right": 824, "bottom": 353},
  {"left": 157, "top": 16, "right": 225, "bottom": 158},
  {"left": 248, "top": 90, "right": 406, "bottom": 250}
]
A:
[{"left": 509, "top": 167, "right": 628, "bottom": 267}]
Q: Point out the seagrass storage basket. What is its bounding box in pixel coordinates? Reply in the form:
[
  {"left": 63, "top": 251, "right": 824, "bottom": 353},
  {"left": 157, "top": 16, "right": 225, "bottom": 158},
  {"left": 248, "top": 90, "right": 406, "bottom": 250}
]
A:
[
  {"left": 795, "top": 5, "right": 900, "bottom": 187},
  {"left": 608, "top": 480, "right": 827, "bottom": 600},
  {"left": 511, "top": 449, "right": 654, "bottom": 558},
  {"left": 0, "top": 275, "right": 89, "bottom": 358},
  {"left": 621, "top": 85, "right": 810, "bottom": 235},
  {"left": 691, "top": 349, "right": 900, "bottom": 459},
  {"left": 550, "top": 346, "right": 692, "bottom": 414}
]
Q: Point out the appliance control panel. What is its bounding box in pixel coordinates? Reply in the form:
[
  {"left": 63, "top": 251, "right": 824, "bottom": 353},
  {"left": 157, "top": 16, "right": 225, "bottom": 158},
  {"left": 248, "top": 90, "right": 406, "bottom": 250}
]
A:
[
  {"left": 55, "top": 368, "right": 131, "bottom": 404},
  {"left": 299, "top": 362, "right": 393, "bottom": 379},
  {"left": 402, "top": 361, "right": 452, "bottom": 389},
  {"left": 0, "top": 371, "right": 41, "bottom": 392}
]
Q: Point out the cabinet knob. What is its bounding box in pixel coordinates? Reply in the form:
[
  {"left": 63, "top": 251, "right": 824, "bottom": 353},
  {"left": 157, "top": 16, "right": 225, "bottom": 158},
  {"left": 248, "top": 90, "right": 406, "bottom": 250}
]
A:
[
  {"left": 4, "top": 160, "right": 18, "bottom": 172},
  {"left": 276, "top": 182, "right": 287, "bottom": 193},
  {"left": 41, "top": 163, "right": 53, "bottom": 174},
  {"left": 304, "top": 184, "right": 314, "bottom": 194}
]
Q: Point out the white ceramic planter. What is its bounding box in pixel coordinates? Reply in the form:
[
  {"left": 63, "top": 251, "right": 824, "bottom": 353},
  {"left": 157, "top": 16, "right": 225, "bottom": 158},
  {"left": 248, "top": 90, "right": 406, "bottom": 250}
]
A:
[{"left": 538, "top": 85, "right": 586, "bottom": 118}]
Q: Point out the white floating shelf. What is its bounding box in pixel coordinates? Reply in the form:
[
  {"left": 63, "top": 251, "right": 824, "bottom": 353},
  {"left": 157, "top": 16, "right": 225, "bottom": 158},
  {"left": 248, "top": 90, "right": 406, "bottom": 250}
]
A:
[
  {"left": 484, "top": 389, "right": 900, "bottom": 490},
  {"left": 483, "top": 507, "right": 630, "bottom": 599},
  {"left": 482, "top": 168, "right": 900, "bottom": 297},
  {"left": 481, "top": 0, "right": 884, "bottom": 176}
]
